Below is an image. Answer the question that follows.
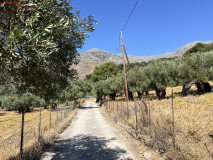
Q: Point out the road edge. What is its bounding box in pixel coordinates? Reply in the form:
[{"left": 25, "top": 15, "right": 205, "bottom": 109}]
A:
[{"left": 98, "top": 103, "right": 166, "bottom": 160}]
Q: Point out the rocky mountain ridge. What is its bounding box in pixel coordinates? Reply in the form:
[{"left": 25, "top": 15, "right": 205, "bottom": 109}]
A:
[
  {"left": 77, "top": 41, "right": 213, "bottom": 63},
  {"left": 72, "top": 41, "right": 213, "bottom": 79}
]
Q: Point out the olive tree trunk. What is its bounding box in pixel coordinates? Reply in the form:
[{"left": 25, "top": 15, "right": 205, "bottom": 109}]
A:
[
  {"left": 204, "top": 82, "right": 212, "bottom": 92},
  {"left": 196, "top": 82, "right": 212, "bottom": 94},
  {"left": 155, "top": 89, "right": 166, "bottom": 100},
  {"left": 182, "top": 81, "right": 195, "bottom": 96},
  {"left": 128, "top": 91, "right": 134, "bottom": 101},
  {"left": 137, "top": 92, "right": 143, "bottom": 100},
  {"left": 109, "top": 93, "right": 116, "bottom": 101}
]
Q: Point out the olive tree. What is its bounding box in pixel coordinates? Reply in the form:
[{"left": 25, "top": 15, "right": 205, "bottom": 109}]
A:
[
  {"left": 177, "top": 52, "right": 212, "bottom": 96},
  {"left": 1, "top": 93, "right": 44, "bottom": 113},
  {"left": 142, "top": 60, "right": 170, "bottom": 99},
  {"left": 91, "top": 62, "right": 118, "bottom": 82},
  {"left": 127, "top": 67, "right": 150, "bottom": 99},
  {"left": 93, "top": 80, "right": 105, "bottom": 103},
  {"left": 0, "top": 0, "right": 97, "bottom": 107}
]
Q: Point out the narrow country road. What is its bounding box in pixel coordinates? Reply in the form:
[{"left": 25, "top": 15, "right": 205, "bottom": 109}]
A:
[{"left": 41, "top": 100, "right": 163, "bottom": 160}]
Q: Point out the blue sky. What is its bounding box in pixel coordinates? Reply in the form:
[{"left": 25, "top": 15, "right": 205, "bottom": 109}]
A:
[{"left": 71, "top": 0, "right": 213, "bottom": 56}]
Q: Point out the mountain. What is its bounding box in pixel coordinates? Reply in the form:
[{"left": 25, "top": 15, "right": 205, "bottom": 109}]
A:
[
  {"left": 77, "top": 48, "right": 122, "bottom": 63},
  {"left": 71, "top": 41, "right": 213, "bottom": 79}
]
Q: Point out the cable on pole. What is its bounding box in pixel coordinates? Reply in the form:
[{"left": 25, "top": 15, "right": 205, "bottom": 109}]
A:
[{"left": 122, "top": 0, "right": 139, "bottom": 31}]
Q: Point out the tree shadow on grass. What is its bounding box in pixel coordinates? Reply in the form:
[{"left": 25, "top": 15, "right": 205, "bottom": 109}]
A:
[
  {"left": 0, "top": 112, "right": 5, "bottom": 116},
  {"left": 42, "top": 134, "right": 133, "bottom": 160}
]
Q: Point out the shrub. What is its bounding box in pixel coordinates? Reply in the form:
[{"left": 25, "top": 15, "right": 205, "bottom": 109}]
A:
[
  {"left": 1, "top": 93, "right": 43, "bottom": 113},
  {"left": 1, "top": 94, "right": 18, "bottom": 111}
]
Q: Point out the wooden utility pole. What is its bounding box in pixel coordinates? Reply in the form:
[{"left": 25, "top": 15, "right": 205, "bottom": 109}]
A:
[
  {"left": 123, "top": 45, "right": 131, "bottom": 69},
  {"left": 120, "top": 31, "right": 129, "bottom": 112}
]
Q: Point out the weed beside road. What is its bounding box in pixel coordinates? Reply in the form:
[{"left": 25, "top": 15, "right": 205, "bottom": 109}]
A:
[{"left": 103, "top": 91, "right": 213, "bottom": 159}]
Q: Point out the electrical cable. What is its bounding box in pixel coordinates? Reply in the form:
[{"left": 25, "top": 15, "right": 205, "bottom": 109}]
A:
[
  {"left": 118, "top": 0, "right": 139, "bottom": 54},
  {"left": 121, "top": 0, "right": 139, "bottom": 32}
]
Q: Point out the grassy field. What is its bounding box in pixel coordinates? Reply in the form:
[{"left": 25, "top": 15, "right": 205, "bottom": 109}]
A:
[
  {"left": 0, "top": 103, "right": 78, "bottom": 160},
  {"left": 104, "top": 83, "right": 213, "bottom": 160},
  {"left": 149, "top": 93, "right": 213, "bottom": 159}
]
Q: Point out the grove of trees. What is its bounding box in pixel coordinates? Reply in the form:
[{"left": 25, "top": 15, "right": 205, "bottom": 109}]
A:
[{"left": 92, "top": 43, "right": 213, "bottom": 101}]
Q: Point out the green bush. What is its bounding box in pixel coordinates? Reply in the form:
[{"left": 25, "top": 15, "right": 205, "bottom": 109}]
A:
[
  {"left": 1, "top": 93, "right": 43, "bottom": 113},
  {"left": 1, "top": 94, "right": 18, "bottom": 111}
]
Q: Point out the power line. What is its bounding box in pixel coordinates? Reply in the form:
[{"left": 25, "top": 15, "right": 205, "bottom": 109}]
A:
[
  {"left": 118, "top": 0, "right": 139, "bottom": 53},
  {"left": 122, "top": 0, "right": 139, "bottom": 31}
]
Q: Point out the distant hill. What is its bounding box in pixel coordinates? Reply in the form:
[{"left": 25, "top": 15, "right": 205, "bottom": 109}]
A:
[{"left": 71, "top": 41, "right": 213, "bottom": 79}]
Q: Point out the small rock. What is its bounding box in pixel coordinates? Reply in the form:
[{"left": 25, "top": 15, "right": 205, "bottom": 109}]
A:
[{"left": 144, "top": 152, "right": 152, "bottom": 159}]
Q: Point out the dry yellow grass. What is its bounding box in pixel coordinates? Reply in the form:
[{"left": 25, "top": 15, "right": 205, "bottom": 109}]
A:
[
  {"left": 104, "top": 84, "right": 213, "bottom": 160},
  {"left": 149, "top": 94, "right": 213, "bottom": 159},
  {"left": 0, "top": 103, "right": 78, "bottom": 160}
]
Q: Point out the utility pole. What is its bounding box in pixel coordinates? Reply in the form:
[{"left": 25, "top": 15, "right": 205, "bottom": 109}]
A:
[
  {"left": 120, "top": 31, "right": 129, "bottom": 112},
  {"left": 123, "top": 45, "right": 131, "bottom": 69}
]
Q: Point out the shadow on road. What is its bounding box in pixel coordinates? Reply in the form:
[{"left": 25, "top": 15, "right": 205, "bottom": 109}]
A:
[
  {"left": 48, "top": 134, "right": 133, "bottom": 160},
  {"left": 79, "top": 107, "right": 99, "bottom": 110}
]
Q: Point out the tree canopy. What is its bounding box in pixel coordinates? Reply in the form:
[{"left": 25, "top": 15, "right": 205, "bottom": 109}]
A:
[
  {"left": 91, "top": 62, "right": 118, "bottom": 82},
  {"left": 91, "top": 50, "right": 213, "bottom": 100},
  {"left": 0, "top": 0, "right": 97, "bottom": 112}
]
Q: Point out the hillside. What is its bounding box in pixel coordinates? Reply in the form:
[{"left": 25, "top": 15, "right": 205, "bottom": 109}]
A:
[{"left": 72, "top": 41, "right": 213, "bottom": 79}]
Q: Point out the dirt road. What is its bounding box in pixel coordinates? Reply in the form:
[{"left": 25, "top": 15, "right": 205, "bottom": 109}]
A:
[{"left": 41, "top": 100, "right": 163, "bottom": 160}]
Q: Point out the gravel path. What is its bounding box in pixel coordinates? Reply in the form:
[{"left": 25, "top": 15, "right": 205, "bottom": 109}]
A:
[{"left": 41, "top": 100, "right": 161, "bottom": 160}]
